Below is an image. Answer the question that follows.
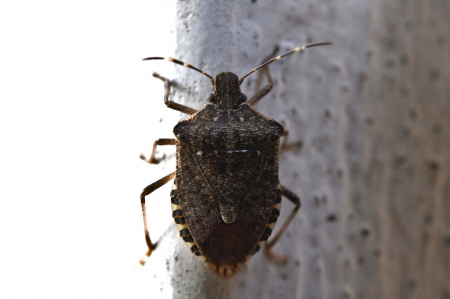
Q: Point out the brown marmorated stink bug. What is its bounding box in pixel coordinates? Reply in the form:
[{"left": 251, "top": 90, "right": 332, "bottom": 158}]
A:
[{"left": 139, "top": 42, "right": 331, "bottom": 279}]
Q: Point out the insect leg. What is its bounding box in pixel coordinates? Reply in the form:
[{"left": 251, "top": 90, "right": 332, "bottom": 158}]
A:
[
  {"left": 139, "top": 171, "right": 177, "bottom": 265},
  {"left": 247, "top": 46, "right": 279, "bottom": 106},
  {"left": 280, "top": 130, "right": 303, "bottom": 151},
  {"left": 153, "top": 72, "right": 198, "bottom": 115},
  {"left": 140, "top": 138, "right": 176, "bottom": 164},
  {"left": 265, "top": 185, "right": 301, "bottom": 264}
]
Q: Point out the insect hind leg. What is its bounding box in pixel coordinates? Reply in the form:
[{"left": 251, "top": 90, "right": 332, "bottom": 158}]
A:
[
  {"left": 264, "top": 185, "right": 301, "bottom": 264},
  {"left": 139, "top": 171, "right": 176, "bottom": 265}
]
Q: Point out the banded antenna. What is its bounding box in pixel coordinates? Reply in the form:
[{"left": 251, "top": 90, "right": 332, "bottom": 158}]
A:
[
  {"left": 143, "top": 41, "right": 332, "bottom": 87},
  {"left": 238, "top": 41, "right": 332, "bottom": 85},
  {"left": 143, "top": 56, "right": 215, "bottom": 86}
]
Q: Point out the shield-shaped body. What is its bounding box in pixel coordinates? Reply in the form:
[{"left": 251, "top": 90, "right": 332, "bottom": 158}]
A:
[{"left": 171, "top": 104, "right": 284, "bottom": 279}]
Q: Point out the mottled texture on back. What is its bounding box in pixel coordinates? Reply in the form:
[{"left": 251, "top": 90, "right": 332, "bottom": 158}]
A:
[{"left": 174, "top": 104, "right": 283, "bottom": 267}]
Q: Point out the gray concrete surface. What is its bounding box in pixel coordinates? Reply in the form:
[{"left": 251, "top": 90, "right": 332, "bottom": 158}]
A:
[{"left": 147, "top": 0, "right": 450, "bottom": 298}]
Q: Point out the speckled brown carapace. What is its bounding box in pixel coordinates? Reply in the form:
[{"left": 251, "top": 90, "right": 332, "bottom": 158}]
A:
[{"left": 174, "top": 104, "right": 283, "bottom": 277}]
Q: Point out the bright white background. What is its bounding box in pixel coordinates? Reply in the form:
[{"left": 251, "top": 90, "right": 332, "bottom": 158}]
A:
[{"left": 0, "top": 0, "right": 178, "bottom": 297}]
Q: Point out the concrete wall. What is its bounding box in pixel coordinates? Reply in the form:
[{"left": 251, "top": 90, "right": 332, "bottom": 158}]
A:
[{"left": 147, "top": 0, "right": 450, "bottom": 298}]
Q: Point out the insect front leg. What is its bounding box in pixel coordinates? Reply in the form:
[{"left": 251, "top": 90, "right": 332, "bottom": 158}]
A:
[
  {"left": 140, "top": 138, "right": 176, "bottom": 164},
  {"left": 152, "top": 72, "right": 198, "bottom": 115},
  {"left": 139, "top": 171, "right": 176, "bottom": 265},
  {"left": 265, "top": 185, "right": 301, "bottom": 264},
  {"left": 247, "top": 46, "right": 279, "bottom": 106}
]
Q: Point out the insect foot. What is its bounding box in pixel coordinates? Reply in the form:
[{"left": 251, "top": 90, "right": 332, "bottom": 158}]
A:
[{"left": 139, "top": 41, "right": 331, "bottom": 279}]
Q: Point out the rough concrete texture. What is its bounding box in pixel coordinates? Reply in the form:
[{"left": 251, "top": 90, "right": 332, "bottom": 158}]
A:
[{"left": 147, "top": 0, "right": 450, "bottom": 298}]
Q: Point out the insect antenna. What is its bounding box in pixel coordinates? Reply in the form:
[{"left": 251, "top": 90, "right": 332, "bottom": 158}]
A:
[
  {"left": 143, "top": 56, "right": 215, "bottom": 85},
  {"left": 239, "top": 41, "right": 332, "bottom": 85}
]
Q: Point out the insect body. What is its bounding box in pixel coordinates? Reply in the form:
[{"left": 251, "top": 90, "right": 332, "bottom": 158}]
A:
[{"left": 139, "top": 42, "right": 331, "bottom": 279}]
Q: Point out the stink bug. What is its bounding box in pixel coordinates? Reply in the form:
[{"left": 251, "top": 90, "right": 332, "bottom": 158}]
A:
[{"left": 139, "top": 42, "right": 332, "bottom": 279}]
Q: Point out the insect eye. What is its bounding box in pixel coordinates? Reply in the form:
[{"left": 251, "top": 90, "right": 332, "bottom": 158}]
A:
[
  {"left": 208, "top": 94, "right": 217, "bottom": 103},
  {"left": 239, "top": 94, "right": 247, "bottom": 104}
]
